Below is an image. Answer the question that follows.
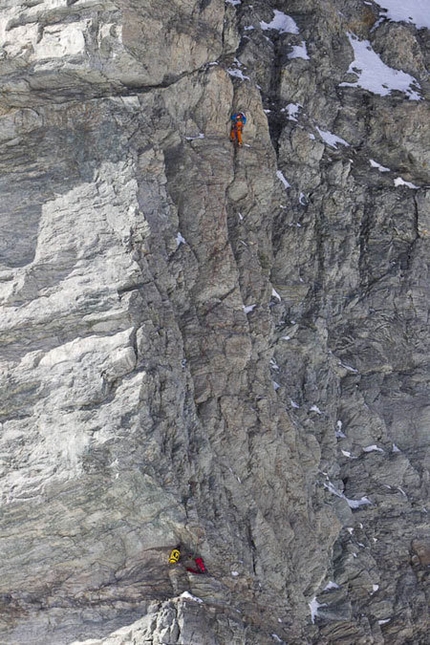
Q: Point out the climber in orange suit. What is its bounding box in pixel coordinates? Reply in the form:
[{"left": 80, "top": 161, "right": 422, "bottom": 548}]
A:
[{"left": 230, "top": 112, "right": 247, "bottom": 147}]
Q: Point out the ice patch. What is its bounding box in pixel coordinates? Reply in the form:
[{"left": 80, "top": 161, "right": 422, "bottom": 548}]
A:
[
  {"left": 225, "top": 0, "right": 241, "bottom": 5},
  {"left": 340, "top": 32, "right": 422, "bottom": 100},
  {"left": 316, "top": 127, "right": 350, "bottom": 149},
  {"left": 288, "top": 41, "right": 310, "bottom": 60},
  {"left": 260, "top": 10, "right": 299, "bottom": 34}
]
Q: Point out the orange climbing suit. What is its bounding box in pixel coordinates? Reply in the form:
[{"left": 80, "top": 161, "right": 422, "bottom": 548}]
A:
[{"left": 230, "top": 117, "right": 244, "bottom": 146}]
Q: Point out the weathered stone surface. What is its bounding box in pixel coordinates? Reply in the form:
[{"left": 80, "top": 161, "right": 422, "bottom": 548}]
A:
[{"left": 0, "top": 0, "right": 429, "bottom": 644}]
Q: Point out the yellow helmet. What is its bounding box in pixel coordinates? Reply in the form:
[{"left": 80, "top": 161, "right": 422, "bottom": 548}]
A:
[{"left": 169, "top": 548, "right": 181, "bottom": 564}]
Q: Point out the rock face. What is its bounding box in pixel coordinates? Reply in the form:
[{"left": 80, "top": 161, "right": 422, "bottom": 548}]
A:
[{"left": 0, "top": 1, "right": 429, "bottom": 643}]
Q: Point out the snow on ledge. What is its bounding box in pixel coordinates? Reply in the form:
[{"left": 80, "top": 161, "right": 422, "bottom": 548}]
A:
[
  {"left": 180, "top": 591, "right": 203, "bottom": 603},
  {"left": 316, "top": 126, "right": 350, "bottom": 149},
  {"left": 260, "top": 10, "right": 299, "bottom": 34},
  {"left": 340, "top": 32, "right": 422, "bottom": 100},
  {"left": 372, "top": 0, "right": 430, "bottom": 30}
]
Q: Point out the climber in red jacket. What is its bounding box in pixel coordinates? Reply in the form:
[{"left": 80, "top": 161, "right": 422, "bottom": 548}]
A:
[{"left": 186, "top": 555, "right": 207, "bottom": 574}]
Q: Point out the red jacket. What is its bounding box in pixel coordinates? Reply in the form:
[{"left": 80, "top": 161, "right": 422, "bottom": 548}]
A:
[{"left": 186, "top": 557, "right": 207, "bottom": 574}]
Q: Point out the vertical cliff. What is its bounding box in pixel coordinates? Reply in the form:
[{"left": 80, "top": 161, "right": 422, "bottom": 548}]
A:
[{"left": 0, "top": 1, "right": 429, "bottom": 644}]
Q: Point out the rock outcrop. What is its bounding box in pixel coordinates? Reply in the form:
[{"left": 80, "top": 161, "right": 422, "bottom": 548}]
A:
[{"left": 0, "top": 1, "right": 428, "bottom": 644}]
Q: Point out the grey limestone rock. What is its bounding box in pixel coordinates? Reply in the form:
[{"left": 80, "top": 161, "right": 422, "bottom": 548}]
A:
[{"left": 0, "top": 0, "right": 429, "bottom": 644}]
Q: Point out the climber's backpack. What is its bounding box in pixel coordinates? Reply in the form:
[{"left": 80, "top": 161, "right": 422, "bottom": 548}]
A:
[
  {"left": 169, "top": 548, "right": 181, "bottom": 564},
  {"left": 231, "top": 112, "right": 247, "bottom": 125}
]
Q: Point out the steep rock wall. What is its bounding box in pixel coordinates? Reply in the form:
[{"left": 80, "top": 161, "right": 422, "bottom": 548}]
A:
[{"left": 0, "top": 1, "right": 428, "bottom": 644}]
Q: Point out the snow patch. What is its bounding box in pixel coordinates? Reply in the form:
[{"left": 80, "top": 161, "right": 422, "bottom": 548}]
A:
[
  {"left": 225, "top": 0, "right": 241, "bottom": 5},
  {"left": 288, "top": 41, "right": 310, "bottom": 60},
  {"left": 276, "top": 170, "right": 291, "bottom": 189},
  {"left": 243, "top": 304, "right": 256, "bottom": 314},
  {"left": 309, "top": 596, "right": 326, "bottom": 623},
  {"left": 340, "top": 32, "right": 422, "bottom": 100},
  {"left": 176, "top": 232, "right": 186, "bottom": 246},
  {"left": 325, "top": 481, "right": 372, "bottom": 509},
  {"left": 363, "top": 444, "right": 384, "bottom": 453},
  {"left": 316, "top": 127, "right": 350, "bottom": 149},
  {"left": 310, "top": 404, "right": 322, "bottom": 414},
  {"left": 228, "top": 67, "right": 250, "bottom": 81},
  {"left": 185, "top": 133, "right": 205, "bottom": 141},
  {"left": 324, "top": 580, "right": 340, "bottom": 590},
  {"left": 394, "top": 176, "right": 419, "bottom": 189},
  {"left": 180, "top": 591, "right": 203, "bottom": 603},
  {"left": 272, "top": 288, "right": 282, "bottom": 301},
  {"left": 260, "top": 10, "right": 299, "bottom": 34},
  {"left": 372, "top": 0, "right": 430, "bottom": 30},
  {"left": 281, "top": 102, "right": 302, "bottom": 121},
  {"left": 336, "top": 420, "right": 346, "bottom": 438},
  {"left": 370, "top": 158, "right": 391, "bottom": 172}
]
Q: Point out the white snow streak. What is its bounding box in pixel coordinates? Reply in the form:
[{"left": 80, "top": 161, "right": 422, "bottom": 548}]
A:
[
  {"left": 363, "top": 444, "right": 384, "bottom": 453},
  {"left": 325, "top": 481, "right": 372, "bottom": 509},
  {"left": 276, "top": 170, "right": 291, "bottom": 189},
  {"left": 370, "top": 158, "right": 390, "bottom": 172}
]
